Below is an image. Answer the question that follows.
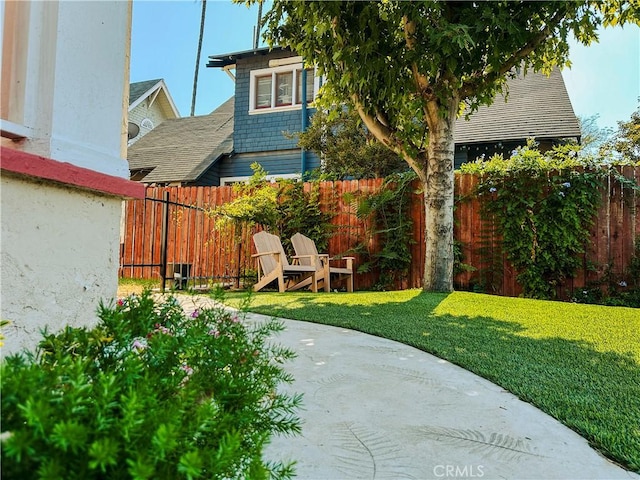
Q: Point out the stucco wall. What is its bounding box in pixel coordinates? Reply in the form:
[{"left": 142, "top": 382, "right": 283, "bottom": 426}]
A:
[{"left": 1, "top": 176, "right": 122, "bottom": 357}]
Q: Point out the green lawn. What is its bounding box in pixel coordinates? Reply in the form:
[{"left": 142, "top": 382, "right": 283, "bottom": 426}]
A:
[{"left": 224, "top": 289, "right": 640, "bottom": 472}]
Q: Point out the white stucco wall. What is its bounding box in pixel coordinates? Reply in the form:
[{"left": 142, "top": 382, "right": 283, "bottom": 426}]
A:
[
  {"left": 1, "top": 176, "right": 123, "bottom": 357},
  {"left": 3, "top": 1, "right": 131, "bottom": 177},
  {"left": 1, "top": 1, "right": 136, "bottom": 357}
]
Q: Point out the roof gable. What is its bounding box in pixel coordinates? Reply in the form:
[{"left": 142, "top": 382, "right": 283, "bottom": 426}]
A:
[
  {"left": 129, "top": 78, "right": 180, "bottom": 118},
  {"left": 129, "top": 79, "right": 163, "bottom": 105}
]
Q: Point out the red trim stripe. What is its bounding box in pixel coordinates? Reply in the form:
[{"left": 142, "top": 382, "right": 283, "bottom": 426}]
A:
[{"left": 1, "top": 146, "right": 144, "bottom": 199}]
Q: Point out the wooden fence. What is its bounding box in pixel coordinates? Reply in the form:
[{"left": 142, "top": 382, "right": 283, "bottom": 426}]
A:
[{"left": 120, "top": 168, "right": 639, "bottom": 298}]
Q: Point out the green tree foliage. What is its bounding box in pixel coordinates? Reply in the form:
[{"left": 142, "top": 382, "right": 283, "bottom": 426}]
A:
[
  {"left": 1, "top": 291, "right": 301, "bottom": 479},
  {"left": 296, "top": 108, "right": 407, "bottom": 179},
  {"left": 244, "top": 0, "right": 638, "bottom": 292},
  {"left": 210, "top": 163, "right": 332, "bottom": 255},
  {"left": 275, "top": 179, "right": 332, "bottom": 255},
  {"left": 212, "top": 164, "right": 280, "bottom": 229},
  {"left": 601, "top": 106, "right": 640, "bottom": 163}
]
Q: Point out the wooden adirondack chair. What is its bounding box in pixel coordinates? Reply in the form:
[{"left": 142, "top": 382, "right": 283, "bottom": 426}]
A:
[
  {"left": 291, "top": 233, "right": 355, "bottom": 292},
  {"left": 252, "top": 231, "right": 319, "bottom": 293}
]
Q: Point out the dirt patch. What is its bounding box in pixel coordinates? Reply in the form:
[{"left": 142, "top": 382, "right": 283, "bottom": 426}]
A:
[{"left": 116, "top": 284, "right": 146, "bottom": 298}]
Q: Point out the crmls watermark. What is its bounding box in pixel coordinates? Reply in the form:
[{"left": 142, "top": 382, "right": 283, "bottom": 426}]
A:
[{"left": 433, "top": 464, "right": 485, "bottom": 478}]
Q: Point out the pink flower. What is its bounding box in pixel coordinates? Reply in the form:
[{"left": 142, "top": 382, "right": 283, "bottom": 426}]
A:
[
  {"left": 180, "top": 364, "right": 194, "bottom": 376},
  {"left": 148, "top": 324, "right": 172, "bottom": 338},
  {"left": 208, "top": 329, "right": 220, "bottom": 338},
  {"left": 132, "top": 338, "right": 147, "bottom": 351},
  {"left": 191, "top": 309, "right": 199, "bottom": 318},
  {"left": 117, "top": 299, "right": 124, "bottom": 307}
]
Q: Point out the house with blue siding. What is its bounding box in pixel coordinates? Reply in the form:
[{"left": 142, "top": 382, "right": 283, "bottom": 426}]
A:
[
  {"left": 128, "top": 46, "right": 581, "bottom": 185},
  {"left": 128, "top": 47, "right": 321, "bottom": 186},
  {"left": 210, "top": 48, "right": 322, "bottom": 183}
]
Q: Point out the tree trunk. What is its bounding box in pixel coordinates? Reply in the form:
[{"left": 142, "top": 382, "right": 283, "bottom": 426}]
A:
[
  {"left": 352, "top": 93, "right": 458, "bottom": 292},
  {"left": 422, "top": 99, "right": 458, "bottom": 292}
]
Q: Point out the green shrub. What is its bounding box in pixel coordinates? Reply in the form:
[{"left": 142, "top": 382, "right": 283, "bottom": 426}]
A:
[
  {"left": 209, "top": 163, "right": 333, "bottom": 257},
  {"left": 1, "top": 291, "right": 301, "bottom": 479}
]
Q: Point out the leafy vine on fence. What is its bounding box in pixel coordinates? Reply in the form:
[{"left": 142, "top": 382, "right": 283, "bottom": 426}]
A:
[
  {"left": 461, "top": 141, "right": 618, "bottom": 299},
  {"left": 348, "top": 171, "right": 417, "bottom": 290}
]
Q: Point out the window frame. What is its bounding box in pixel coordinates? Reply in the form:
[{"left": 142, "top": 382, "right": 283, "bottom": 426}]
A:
[
  {"left": 249, "top": 63, "right": 318, "bottom": 115},
  {"left": 1, "top": 0, "right": 31, "bottom": 139},
  {"left": 220, "top": 173, "right": 301, "bottom": 186}
]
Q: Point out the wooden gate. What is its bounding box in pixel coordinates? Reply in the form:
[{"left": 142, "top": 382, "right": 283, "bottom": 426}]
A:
[{"left": 119, "top": 190, "right": 256, "bottom": 291}]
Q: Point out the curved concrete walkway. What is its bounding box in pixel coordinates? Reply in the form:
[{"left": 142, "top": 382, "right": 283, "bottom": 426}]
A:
[{"left": 178, "top": 295, "right": 638, "bottom": 480}]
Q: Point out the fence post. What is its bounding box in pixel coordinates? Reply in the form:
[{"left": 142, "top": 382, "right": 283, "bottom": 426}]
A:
[
  {"left": 236, "top": 235, "right": 242, "bottom": 289},
  {"left": 160, "top": 191, "right": 169, "bottom": 293}
]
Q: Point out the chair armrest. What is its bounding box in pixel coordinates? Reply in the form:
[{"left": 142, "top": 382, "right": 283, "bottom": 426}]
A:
[
  {"left": 330, "top": 256, "right": 355, "bottom": 270},
  {"left": 252, "top": 251, "right": 280, "bottom": 258},
  {"left": 329, "top": 256, "right": 355, "bottom": 262},
  {"left": 292, "top": 253, "right": 327, "bottom": 267}
]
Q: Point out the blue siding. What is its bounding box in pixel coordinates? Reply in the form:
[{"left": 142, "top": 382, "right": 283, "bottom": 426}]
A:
[
  {"left": 234, "top": 52, "right": 315, "bottom": 155},
  {"left": 193, "top": 167, "right": 221, "bottom": 186},
  {"left": 217, "top": 150, "right": 321, "bottom": 179}
]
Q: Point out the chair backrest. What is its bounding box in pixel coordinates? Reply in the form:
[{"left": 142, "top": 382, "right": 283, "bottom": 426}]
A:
[
  {"left": 253, "top": 231, "right": 289, "bottom": 274},
  {"left": 291, "top": 233, "right": 319, "bottom": 268}
]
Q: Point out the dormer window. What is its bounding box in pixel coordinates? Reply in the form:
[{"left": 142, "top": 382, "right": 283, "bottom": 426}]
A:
[{"left": 249, "top": 63, "right": 317, "bottom": 114}]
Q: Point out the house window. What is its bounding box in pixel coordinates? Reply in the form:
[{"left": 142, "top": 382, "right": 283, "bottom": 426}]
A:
[
  {"left": 249, "top": 63, "right": 317, "bottom": 114},
  {"left": 255, "top": 75, "right": 272, "bottom": 109},
  {"left": 296, "top": 69, "right": 314, "bottom": 105},
  {"left": 140, "top": 118, "right": 154, "bottom": 130},
  {"left": 276, "top": 72, "right": 293, "bottom": 106}
]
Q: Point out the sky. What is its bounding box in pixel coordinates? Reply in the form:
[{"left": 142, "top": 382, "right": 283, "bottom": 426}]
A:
[{"left": 130, "top": 0, "right": 640, "bottom": 132}]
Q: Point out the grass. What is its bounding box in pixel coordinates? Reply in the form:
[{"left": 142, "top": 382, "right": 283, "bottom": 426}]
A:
[
  {"left": 224, "top": 289, "right": 640, "bottom": 472},
  {"left": 117, "top": 277, "right": 161, "bottom": 296}
]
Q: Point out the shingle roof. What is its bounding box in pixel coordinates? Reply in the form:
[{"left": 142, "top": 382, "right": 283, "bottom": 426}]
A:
[
  {"left": 454, "top": 68, "right": 580, "bottom": 144},
  {"left": 128, "top": 98, "right": 234, "bottom": 184},
  {"left": 129, "top": 79, "right": 163, "bottom": 106}
]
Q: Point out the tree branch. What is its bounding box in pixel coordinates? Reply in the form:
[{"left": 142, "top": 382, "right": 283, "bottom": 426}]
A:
[
  {"left": 403, "top": 15, "right": 432, "bottom": 99},
  {"left": 352, "top": 94, "right": 426, "bottom": 182}
]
